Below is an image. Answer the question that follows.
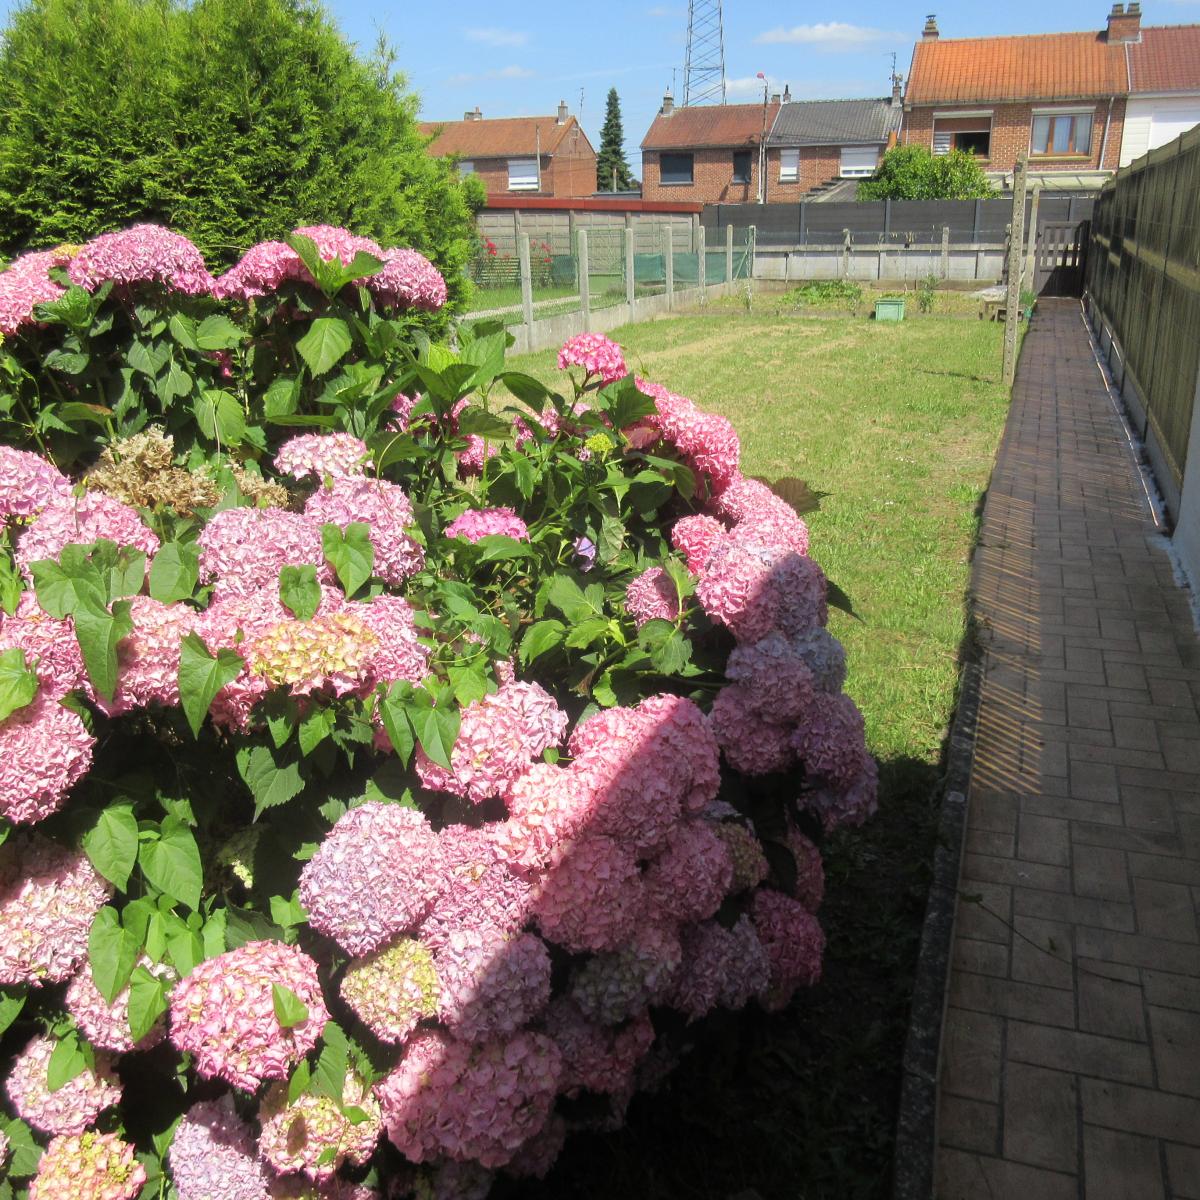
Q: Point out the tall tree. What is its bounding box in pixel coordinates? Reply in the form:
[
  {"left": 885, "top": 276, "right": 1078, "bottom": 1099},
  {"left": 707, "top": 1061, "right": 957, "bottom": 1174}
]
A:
[{"left": 596, "top": 88, "right": 636, "bottom": 192}]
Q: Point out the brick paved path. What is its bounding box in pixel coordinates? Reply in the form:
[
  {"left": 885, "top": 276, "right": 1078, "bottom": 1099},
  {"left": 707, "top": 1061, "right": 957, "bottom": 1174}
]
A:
[{"left": 936, "top": 301, "right": 1200, "bottom": 1198}]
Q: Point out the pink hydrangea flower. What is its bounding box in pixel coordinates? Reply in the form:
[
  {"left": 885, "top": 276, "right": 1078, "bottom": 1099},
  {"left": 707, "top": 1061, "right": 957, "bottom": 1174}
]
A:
[
  {"left": 358, "top": 593, "right": 429, "bottom": 687},
  {"left": 751, "top": 888, "right": 826, "bottom": 1008},
  {"left": 557, "top": 334, "right": 627, "bottom": 383},
  {"left": 212, "top": 241, "right": 307, "bottom": 301},
  {"left": 714, "top": 822, "right": 770, "bottom": 893},
  {"left": 378, "top": 1027, "right": 562, "bottom": 1168},
  {"left": 785, "top": 826, "right": 825, "bottom": 912},
  {"left": 169, "top": 940, "right": 328, "bottom": 1092},
  {"left": 543, "top": 998, "right": 654, "bottom": 1095},
  {"left": 415, "top": 682, "right": 566, "bottom": 805},
  {"left": 198, "top": 507, "right": 325, "bottom": 601},
  {"left": 66, "top": 954, "right": 178, "bottom": 1052},
  {"left": 389, "top": 392, "right": 419, "bottom": 430},
  {"left": 0, "top": 832, "right": 111, "bottom": 985},
  {"left": 250, "top": 609, "right": 377, "bottom": 697},
  {"left": 339, "top": 937, "right": 440, "bottom": 1046},
  {"left": 5, "top": 1034, "right": 121, "bottom": 1134},
  {"left": 16, "top": 490, "right": 159, "bottom": 579},
  {"left": 292, "top": 224, "right": 384, "bottom": 266},
  {"left": 726, "top": 631, "right": 818, "bottom": 723},
  {"left": 532, "top": 834, "right": 643, "bottom": 953},
  {"left": 435, "top": 928, "right": 551, "bottom": 1040},
  {"left": 67, "top": 224, "right": 214, "bottom": 294},
  {"left": 671, "top": 513, "right": 727, "bottom": 574},
  {"left": 258, "top": 1072, "right": 382, "bottom": 1182},
  {"left": 0, "top": 691, "right": 93, "bottom": 824},
  {"left": 0, "top": 248, "right": 71, "bottom": 337},
  {"left": 791, "top": 693, "right": 868, "bottom": 790},
  {"left": 504, "top": 1113, "right": 566, "bottom": 1181},
  {"left": 696, "top": 544, "right": 827, "bottom": 643},
  {"left": 443, "top": 507, "right": 529, "bottom": 544},
  {"left": 0, "top": 594, "right": 87, "bottom": 699},
  {"left": 30, "top": 1131, "right": 146, "bottom": 1200},
  {"left": 709, "top": 684, "right": 795, "bottom": 776},
  {"left": 370, "top": 248, "right": 448, "bottom": 311},
  {"left": 305, "top": 477, "right": 424, "bottom": 586},
  {"left": 299, "top": 803, "right": 447, "bottom": 956},
  {"left": 804, "top": 752, "right": 879, "bottom": 831},
  {"left": 791, "top": 627, "right": 848, "bottom": 694},
  {"left": 495, "top": 762, "right": 599, "bottom": 874},
  {"left": 168, "top": 1095, "right": 273, "bottom": 1200},
  {"left": 275, "top": 433, "right": 369, "bottom": 481},
  {"left": 97, "top": 594, "right": 197, "bottom": 715},
  {"left": 671, "top": 410, "right": 741, "bottom": 494},
  {"left": 0, "top": 446, "right": 72, "bottom": 515},
  {"left": 571, "top": 922, "right": 683, "bottom": 1024},
  {"left": 624, "top": 566, "right": 680, "bottom": 627},
  {"left": 671, "top": 916, "right": 770, "bottom": 1019},
  {"left": 643, "top": 819, "right": 734, "bottom": 925},
  {"left": 728, "top": 489, "right": 810, "bottom": 558}
]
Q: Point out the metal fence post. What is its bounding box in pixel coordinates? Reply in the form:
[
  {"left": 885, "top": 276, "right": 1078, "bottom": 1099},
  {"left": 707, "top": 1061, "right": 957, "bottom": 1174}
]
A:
[
  {"left": 726, "top": 224, "right": 734, "bottom": 283},
  {"left": 578, "top": 229, "right": 590, "bottom": 333},
  {"left": 665, "top": 227, "right": 674, "bottom": 311},
  {"left": 940, "top": 225, "right": 950, "bottom": 279},
  {"left": 625, "top": 226, "right": 635, "bottom": 309},
  {"left": 518, "top": 236, "right": 534, "bottom": 331},
  {"left": 697, "top": 224, "right": 706, "bottom": 299}
]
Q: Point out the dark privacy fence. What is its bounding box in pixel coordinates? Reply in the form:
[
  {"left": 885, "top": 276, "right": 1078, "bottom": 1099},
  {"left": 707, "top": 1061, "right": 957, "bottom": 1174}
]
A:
[
  {"left": 703, "top": 196, "right": 1095, "bottom": 247},
  {"left": 1087, "top": 124, "right": 1200, "bottom": 493}
]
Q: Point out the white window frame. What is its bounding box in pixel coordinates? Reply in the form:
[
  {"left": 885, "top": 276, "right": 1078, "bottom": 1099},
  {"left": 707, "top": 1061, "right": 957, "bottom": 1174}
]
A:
[
  {"left": 779, "top": 148, "right": 799, "bottom": 182},
  {"left": 840, "top": 146, "right": 878, "bottom": 178},
  {"left": 507, "top": 158, "right": 539, "bottom": 191},
  {"left": 457, "top": 160, "right": 475, "bottom": 177}
]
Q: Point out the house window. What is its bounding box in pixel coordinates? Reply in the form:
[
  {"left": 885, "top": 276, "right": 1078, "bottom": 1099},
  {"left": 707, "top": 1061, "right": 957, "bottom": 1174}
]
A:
[
  {"left": 659, "top": 152, "right": 694, "bottom": 185},
  {"left": 732, "top": 150, "right": 753, "bottom": 184},
  {"left": 779, "top": 148, "right": 799, "bottom": 182},
  {"left": 840, "top": 146, "right": 878, "bottom": 177},
  {"left": 507, "top": 159, "right": 539, "bottom": 191},
  {"left": 932, "top": 116, "right": 992, "bottom": 157},
  {"left": 457, "top": 160, "right": 475, "bottom": 177},
  {"left": 1031, "top": 112, "right": 1094, "bottom": 156}
]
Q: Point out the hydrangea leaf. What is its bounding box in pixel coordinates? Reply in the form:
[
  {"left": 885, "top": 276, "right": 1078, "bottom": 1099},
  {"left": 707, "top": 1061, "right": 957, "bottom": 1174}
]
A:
[
  {"left": 178, "top": 633, "right": 245, "bottom": 738},
  {"left": 518, "top": 619, "right": 565, "bottom": 665},
  {"left": 298, "top": 706, "right": 336, "bottom": 756},
  {"left": 167, "top": 313, "right": 201, "bottom": 352},
  {"left": 195, "top": 314, "right": 245, "bottom": 351},
  {"left": 148, "top": 542, "right": 199, "bottom": 604},
  {"left": 378, "top": 688, "right": 415, "bottom": 766},
  {"left": 139, "top": 819, "right": 203, "bottom": 910},
  {"left": 73, "top": 596, "right": 133, "bottom": 703},
  {"left": 236, "top": 745, "right": 306, "bottom": 820},
  {"left": 46, "top": 1030, "right": 90, "bottom": 1092},
  {"left": 279, "top": 564, "right": 321, "bottom": 621},
  {"left": 545, "top": 575, "right": 600, "bottom": 624},
  {"left": 29, "top": 556, "right": 104, "bottom": 618},
  {"left": 0, "top": 1116, "right": 41, "bottom": 1178},
  {"left": 321, "top": 522, "right": 374, "bottom": 597},
  {"left": 311, "top": 1020, "right": 349, "bottom": 1099},
  {"left": 0, "top": 990, "right": 26, "bottom": 1039},
  {"left": 82, "top": 800, "right": 139, "bottom": 890},
  {"left": 408, "top": 703, "right": 459, "bottom": 772},
  {"left": 287, "top": 1058, "right": 312, "bottom": 1105},
  {"left": 0, "top": 555, "right": 22, "bottom": 616},
  {"left": 127, "top": 966, "right": 169, "bottom": 1044},
  {"left": 272, "top": 983, "right": 309, "bottom": 1030},
  {"left": 202, "top": 909, "right": 227, "bottom": 959},
  {"left": 0, "top": 647, "right": 38, "bottom": 724},
  {"left": 194, "top": 388, "right": 246, "bottom": 447},
  {"left": 297, "top": 317, "right": 353, "bottom": 377}
]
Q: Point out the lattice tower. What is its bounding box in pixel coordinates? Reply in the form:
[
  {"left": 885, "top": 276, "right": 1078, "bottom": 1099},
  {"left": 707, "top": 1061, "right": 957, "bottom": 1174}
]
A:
[{"left": 683, "top": 0, "right": 726, "bottom": 106}]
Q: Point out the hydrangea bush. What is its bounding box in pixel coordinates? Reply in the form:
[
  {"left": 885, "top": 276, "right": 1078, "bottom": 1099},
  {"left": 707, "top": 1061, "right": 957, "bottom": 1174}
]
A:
[{"left": 0, "top": 223, "right": 876, "bottom": 1198}]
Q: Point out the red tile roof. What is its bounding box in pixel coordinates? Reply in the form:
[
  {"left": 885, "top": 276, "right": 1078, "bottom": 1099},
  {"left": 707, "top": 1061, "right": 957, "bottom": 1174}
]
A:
[
  {"left": 641, "top": 101, "right": 780, "bottom": 150},
  {"left": 420, "top": 116, "right": 590, "bottom": 159},
  {"left": 1128, "top": 26, "right": 1200, "bottom": 93},
  {"left": 905, "top": 31, "right": 1128, "bottom": 104}
]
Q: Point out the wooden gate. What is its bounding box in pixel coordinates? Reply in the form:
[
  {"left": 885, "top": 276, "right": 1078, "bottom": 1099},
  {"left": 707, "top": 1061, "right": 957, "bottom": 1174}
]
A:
[{"left": 1035, "top": 220, "right": 1089, "bottom": 296}]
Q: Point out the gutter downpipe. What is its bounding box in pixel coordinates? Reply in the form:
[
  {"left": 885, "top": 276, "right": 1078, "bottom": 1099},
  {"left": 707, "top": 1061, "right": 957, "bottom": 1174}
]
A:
[{"left": 1100, "top": 95, "right": 1115, "bottom": 172}]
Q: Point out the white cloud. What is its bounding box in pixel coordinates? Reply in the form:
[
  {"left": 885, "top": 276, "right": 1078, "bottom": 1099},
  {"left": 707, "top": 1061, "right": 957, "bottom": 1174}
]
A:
[
  {"left": 446, "top": 64, "right": 536, "bottom": 84},
  {"left": 755, "top": 22, "right": 901, "bottom": 51},
  {"left": 725, "top": 75, "right": 782, "bottom": 98},
  {"left": 647, "top": 5, "right": 683, "bottom": 14},
  {"left": 464, "top": 27, "right": 529, "bottom": 48}
]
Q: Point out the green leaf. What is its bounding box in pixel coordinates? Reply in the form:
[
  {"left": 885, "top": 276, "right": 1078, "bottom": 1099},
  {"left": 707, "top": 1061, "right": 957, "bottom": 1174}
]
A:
[
  {"left": 378, "top": 687, "right": 415, "bottom": 765},
  {"left": 0, "top": 1116, "right": 42, "bottom": 1177},
  {"left": 279, "top": 565, "right": 321, "bottom": 620},
  {"left": 236, "top": 745, "right": 306, "bottom": 820},
  {"left": 272, "top": 983, "right": 309, "bottom": 1029},
  {"left": 409, "top": 703, "right": 459, "bottom": 771},
  {"left": 471, "top": 535, "right": 535, "bottom": 563},
  {"left": 73, "top": 597, "right": 133, "bottom": 703},
  {"left": 287, "top": 1057, "right": 313, "bottom": 1104},
  {"left": 0, "top": 647, "right": 38, "bottom": 724},
  {"left": 565, "top": 617, "right": 610, "bottom": 650},
  {"left": 149, "top": 542, "right": 199, "bottom": 603},
  {"left": 194, "top": 389, "right": 246, "bottom": 446},
  {"left": 456, "top": 406, "right": 513, "bottom": 441},
  {"left": 519, "top": 619, "right": 566, "bottom": 665},
  {"left": 269, "top": 892, "right": 307, "bottom": 930},
  {"left": 650, "top": 627, "right": 693, "bottom": 676},
  {"left": 598, "top": 514, "right": 626, "bottom": 564},
  {"left": 0, "top": 555, "right": 23, "bottom": 616},
  {"left": 82, "top": 801, "right": 139, "bottom": 889},
  {"left": 30, "top": 557, "right": 104, "bottom": 618},
  {"left": 297, "top": 317, "right": 352, "bottom": 377},
  {"left": 546, "top": 574, "right": 599, "bottom": 623},
  {"left": 447, "top": 664, "right": 490, "bottom": 707},
  {"left": 46, "top": 1032, "right": 88, "bottom": 1092},
  {"left": 127, "top": 966, "right": 169, "bottom": 1043},
  {"left": 0, "top": 990, "right": 26, "bottom": 1038},
  {"left": 166, "top": 924, "right": 203, "bottom": 975},
  {"left": 202, "top": 909, "right": 227, "bottom": 958},
  {"left": 195, "top": 314, "right": 245, "bottom": 351},
  {"left": 263, "top": 376, "right": 301, "bottom": 419},
  {"left": 139, "top": 819, "right": 203, "bottom": 909},
  {"left": 298, "top": 706, "right": 335, "bottom": 755},
  {"left": 311, "top": 1021, "right": 349, "bottom": 1099},
  {"left": 105, "top": 544, "right": 146, "bottom": 600},
  {"left": 44, "top": 348, "right": 90, "bottom": 376},
  {"left": 168, "top": 313, "right": 200, "bottom": 351},
  {"left": 497, "top": 371, "right": 552, "bottom": 408},
  {"left": 321, "top": 523, "right": 374, "bottom": 597},
  {"left": 178, "top": 633, "right": 244, "bottom": 737}
]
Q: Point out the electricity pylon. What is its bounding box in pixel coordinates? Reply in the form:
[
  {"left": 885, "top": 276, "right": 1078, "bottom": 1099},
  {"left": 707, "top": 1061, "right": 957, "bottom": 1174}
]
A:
[{"left": 683, "top": 0, "right": 726, "bottom": 105}]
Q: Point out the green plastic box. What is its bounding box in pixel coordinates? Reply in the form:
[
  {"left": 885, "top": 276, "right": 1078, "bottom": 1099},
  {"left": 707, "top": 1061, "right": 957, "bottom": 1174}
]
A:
[{"left": 874, "top": 298, "right": 905, "bottom": 321}]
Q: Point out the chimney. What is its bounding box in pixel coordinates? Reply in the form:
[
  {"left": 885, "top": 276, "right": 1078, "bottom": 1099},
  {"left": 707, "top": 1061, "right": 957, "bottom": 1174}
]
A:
[
  {"left": 891, "top": 73, "right": 903, "bottom": 107},
  {"left": 783, "top": 84, "right": 791, "bottom": 103},
  {"left": 463, "top": 106, "right": 482, "bottom": 121},
  {"left": 770, "top": 92, "right": 781, "bottom": 104},
  {"left": 1106, "top": 2, "right": 1142, "bottom": 41},
  {"left": 557, "top": 99, "right": 569, "bottom": 124},
  {"left": 661, "top": 91, "right": 674, "bottom": 116},
  {"left": 922, "top": 13, "right": 939, "bottom": 38}
]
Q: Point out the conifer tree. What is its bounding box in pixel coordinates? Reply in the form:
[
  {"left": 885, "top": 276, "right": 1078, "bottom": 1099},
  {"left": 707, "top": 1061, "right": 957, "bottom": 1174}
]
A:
[{"left": 597, "top": 88, "right": 636, "bottom": 192}]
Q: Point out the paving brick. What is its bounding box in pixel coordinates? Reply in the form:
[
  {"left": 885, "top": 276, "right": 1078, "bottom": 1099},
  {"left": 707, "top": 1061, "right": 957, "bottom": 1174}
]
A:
[
  {"left": 955, "top": 881, "right": 1013, "bottom": 944},
  {"left": 1126, "top": 851, "right": 1200, "bottom": 885},
  {"left": 969, "top": 788, "right": 1020, "bottom": 836},
  {"left": 1072, "top": 823, "right": 1184, "bottom": 856},
  {"left": 1166, "top": 1143, "right": 1200, "bottom": 1198},
  {"left": 1078, "top": 965, "right": 1148, "bottom": 1040},
  {"left": 939, "top": 1094, "right": 1000, "bottom": 1156},
  {"left": 1012, "top": 885, "right": 1135, "bottom": 932},
  {"left": 1075, "top": 926, "right": 1200, "bottom": 975},
  {"left": 941, "top": 1007, "right": 1004, "bottom": 1102},
  {"left": 936, "top": 1149, "right": 1077, "bottom": 1200},
  {"left": 1070, "top": 759, "right": 1120, "bottom": 802},
  {"left": 1068, "top": 692, "right": 1112, "bottom": 730},
  {"left": 1016, "top": 814, "right": 1070, "bottom": 866},
  {"left": 1007, "top": 1020, "right": 1153, "bottom": 1084},
  {"left": 967, "top": 828, "right": 1016, "bottom": 858},
  {"left": 965, "top": 852, "right": 1072, "bottom": 894},
  {"left": 954, "top": 937, "right": 1010, "bottom": 978},
  {"left": 1133, "top": 877, "right": 1199, "bottom": 943},
  {"left": 1081, "top": 1078, "right": 1200, "bottom": 1144},
  {"left": 1073, "top": 844, "right": 1131, "bottom": 902},
  {"left": 1003, "top": 1063, "right": 1079, "bottom": 1171},
  {"left": 1142, "top": 970, "right": 1200, "bottom": 1013},
  {"left": 1010, "top": 915, "right": 1074, "bottom": 989},
  {"left": 950, "top": 971, "right": 1076, "bottom": 1028},
  {"left": 1082, "top": 1126, "right": 1165, "bottom": 1199},
  {"left": 1022, "top": 793, "right": 1125, "bottom": 824}
]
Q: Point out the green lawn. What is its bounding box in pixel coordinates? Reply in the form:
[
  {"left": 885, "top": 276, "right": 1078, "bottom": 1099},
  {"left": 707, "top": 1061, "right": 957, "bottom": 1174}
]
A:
[{"left": 503, "top": 311, "right": 1012, "bottom": 1200}]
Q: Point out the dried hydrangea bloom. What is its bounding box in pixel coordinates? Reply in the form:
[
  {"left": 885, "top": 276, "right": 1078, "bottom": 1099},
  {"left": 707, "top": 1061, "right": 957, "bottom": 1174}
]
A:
[
  {"left": 543, "top": 998, "right": 655, "bottom": 1096},
  {"left": 299, "top": 803, "right": 447, "bottom": 956},
  {"left": 415, "top": 682, "right": 567, "bottom": 805},
  {"left": 0, "top": 248, "right": 70, "bottom": 337},
  {"left": 570, "top": 922, "right": 683, "bottom": 1025},
  {"left": 0, "top": 445, "right": 72, "bottom": 516},
  {"left": 169, "top": 940, "right": 328, "bottom": 1092},
  {"left": 557, "top": 333, "right": 627, "bottom": 383},
  {"left": 643, "top": 819, "right": 734, "bottom": 925},
  {"left": 67, "top": 224, "right": 214, "bottom": 294},
  {"left": 168, "top": 1095, "right": 272, "bottom": 1200},
  {"left": 713, "top": 822, "right": 770, "bottom": 893},
  {"left": 370, "top": 248, "right": 448, "bottom": 311},
  {"left": 258, "top": 1072, "right": 382, "bottom": 1181},
  {"left": 671, "top": 513, "right": 727, "bottom": 574},
  {"left": 671, "top": 916, "right": 771, "bottom": 1020},
  {"left": 792, "top": 692, "right": 869, "bottom": 790},
  {"left": 0, "top": 691, "right": 93, "bottom": 824},
  {"left": 15, "top": 490, "right": 159, "bottom": 579},
  {"left": 726, "top": 631, "right": 818, "bottom": 723},
  {"left": 29, "top": 1131, "right": 146, "bottom": 1200},
  {"left": 95, "top": 594, "right": 197, "bottom": 716},
  {"left": 532, "top": 835, "right": 643, "bottom": 953},
  {"left": 709, "top": 684, "right": 795, "bottom": 776},
  {"left": 250, "top": 610, "right": 377, "bottom": 697},
  {"left": 339, "top": 937, "right": 440, "bottom": 1045},
  {"left": 306, "top": 477, "right": 424, "bottom": 588},
  {"left": 198, "top": 507, "right": 325, "bottom": 601},
  {"left": 275, "top": 433, "right": 369, "bottom": 481},
  {"left": 624, "top": 566, "right": 680, "bottom": 627},
  {"left": 0, "top": 832, "right": 111, "bottom": 985},
  {"left": 435, "top": 928, "right": 551, "bottom": 1040},
  {"left": 377, "top": 1027, "right": 562, "bottom": 1168},
  {"left": 443, "top": 506, "right": 529, "bottom": 543},
  {"left": 66, "top": 954, "right": 178, "bottom": 1052},
  {"left": 751, "top": 888, "right": 826, "bottom": 1008},
  {"left": 5, "top": 1034, "right": 121, "bottom": 1134},
  {"left": 85, "top": 428, "right": 219, "bottom": 515}
]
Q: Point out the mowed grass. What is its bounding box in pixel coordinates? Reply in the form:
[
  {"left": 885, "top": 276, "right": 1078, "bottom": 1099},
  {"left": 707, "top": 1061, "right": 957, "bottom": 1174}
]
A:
[{"left": 498, "top": 310, "right": 1012, "bottom": 1200}]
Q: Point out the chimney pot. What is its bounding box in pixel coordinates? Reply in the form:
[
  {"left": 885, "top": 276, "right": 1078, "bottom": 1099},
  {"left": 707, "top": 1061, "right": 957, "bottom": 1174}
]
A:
[
  {"left": 783, "top": 84, "right": 791, "bottom": 103},
  {"left": 1107, "top": 1, "right": 1141, "bottom": 41},
  {"left": 557, "top": 99, "right": 569, "bottom": 124},
  {"left": 891, "top": 73, "right": 904, "bottom": 106},
  {"left": 770, "top": 92, "right": 781, "bottom": 104},
  {"left": 661, "top": 90, "right": 675, "bottom": 116},
  {"left": 922, "top": 13, "right": 939, "bottom": 38}
]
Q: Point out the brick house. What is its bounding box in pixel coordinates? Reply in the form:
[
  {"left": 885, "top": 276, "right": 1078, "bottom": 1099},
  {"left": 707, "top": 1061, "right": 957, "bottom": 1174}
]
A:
[
  {"left": 640, "top": 96, "right": 780, "bottom": 204},
  {"left": 420, "top": 103, "right": 597, "bottom": 199},
  {"left": 1118, "top": 18, "right": 1200, "bottom": 165}
]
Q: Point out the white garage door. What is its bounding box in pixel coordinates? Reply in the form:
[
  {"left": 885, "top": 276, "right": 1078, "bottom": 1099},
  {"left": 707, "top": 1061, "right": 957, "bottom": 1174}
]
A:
[
  {"left": 1150, "top": 109, "right": 1200, "bottom": 150},
  {"left": 840, "top": 146, "right": 878, "bottom": 177}
]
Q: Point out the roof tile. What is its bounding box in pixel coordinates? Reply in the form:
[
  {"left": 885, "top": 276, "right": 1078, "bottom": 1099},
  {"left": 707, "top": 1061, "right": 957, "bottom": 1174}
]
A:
[
  {"left": 1128, "top": 26, "right": 1200, "bottom": 93},
  {"left": 641, "top": 102, "right": 779, "bottom": 150},
  {"left": 768, "top": 98, "right": 902, "bottom": 146},
  {"left": 420, "top": 116, "right": 588, "bottom": 159}
]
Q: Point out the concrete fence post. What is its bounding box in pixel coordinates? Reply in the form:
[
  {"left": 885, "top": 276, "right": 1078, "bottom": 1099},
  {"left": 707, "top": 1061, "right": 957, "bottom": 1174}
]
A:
[
  {"left": 624, "top": 226, "right": 635, "bottom": 309},
  {"left": 841, "top": 229, "right": 851, "bottom": 278},
  {"left": 665, "top": 227, "right": 674, "bottom": 311},
  {"left": 578, "top": 229, "right": 591, "bottom": 333},
  {"left": 697, "top": 224, "right": 706, "bottom": 299},
  {"left": 725, "top": 224, "right": 734, "bottom": 283},
  {"left": 1024, "top": 185, "right": 1042, "bottom": 290},
  {"left": 941, "top": 225, "right": 950, "bottom": 279},
  {"left": 518, "top": 236, "right": 534, "bottom": 331},
  {"left": 748, "top": 224, "right": 757, "bottom": 282}
]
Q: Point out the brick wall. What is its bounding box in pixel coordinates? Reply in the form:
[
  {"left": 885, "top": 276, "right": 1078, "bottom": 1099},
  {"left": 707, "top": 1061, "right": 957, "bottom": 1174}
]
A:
[
  {"left": 641, "top": 147, "right": 763, "bottom": 203},
  {"left": 765, "top": 145, "right": 879, "bottom": 198},
  {"left": 904, "top": 100, "right": 1127, "bottom": 172},
  {"left": 465, "top": 151, "right": 597, "bottom": 200}
]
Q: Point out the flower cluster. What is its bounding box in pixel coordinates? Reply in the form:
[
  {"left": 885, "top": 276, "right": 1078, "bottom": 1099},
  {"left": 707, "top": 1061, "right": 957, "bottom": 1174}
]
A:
[
  {"left": 0, "top": 248, "right": 71, "bottom": 337},
  {"left": 276, "top": 432, "right": 369, "bottom": 480},
  {"left": 624, "top": 566, "right": 680, "bottom": 627},
  {"left": 5, "top": 1035, "right": 121, "bottom": 1134},
  {"left": 305, "top": 477, "right": 424, "bottom": 585},
  {"left": 66, "top": 954, "right": 178, "bottom": 1052},
  {"left": 15, "top": 490, "right": 159, "bottom": 578},
  {"left": 557, "top": 333, "right": 627, "bottom": 383},
  {"left": 167, "top": 1096, "right": 273, "bottom": 1200},
  {"left": 0, "top": 692, "right": 95, "bottom": 823},
  {"left": 67, "top": 224, "right": 214, "bottom": 294},
  {"left": 444, "top": 506, "right": 529, "bottom": 544},
  {"left": 30, "top": 1131, "right": 146, "bottom": 1200}
]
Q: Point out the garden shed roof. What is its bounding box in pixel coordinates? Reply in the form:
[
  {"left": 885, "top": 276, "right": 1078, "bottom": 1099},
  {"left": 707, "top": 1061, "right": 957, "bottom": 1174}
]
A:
[
  {"left": 767, "top": 98, "right": 901, "bottom": 147},
  {"left": 420, "top": 115, "right": 590, "bottom": 159},
  {"left": 641, "top": 101, "right": 779, "bottom": 150}
]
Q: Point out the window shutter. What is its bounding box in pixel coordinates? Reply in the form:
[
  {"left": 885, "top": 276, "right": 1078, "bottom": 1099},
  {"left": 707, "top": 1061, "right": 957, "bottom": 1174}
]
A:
[
  {"left": 840, "top": 146, "right": 878, "bottom": 177},
  {"left": 779, "top": 149, "right": 799, "bottom": 181},
  {"left": 933, "top": 131, "right": 952, "bottom": 156},
  {"left": 508, "top": 159, "right": 538, "bottom": 190}
]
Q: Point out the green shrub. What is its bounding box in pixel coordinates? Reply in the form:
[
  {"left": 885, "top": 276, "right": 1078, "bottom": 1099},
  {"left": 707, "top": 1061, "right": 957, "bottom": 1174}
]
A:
[{"left": 856, "top": 145, "right": 995, "bottom": 201}]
